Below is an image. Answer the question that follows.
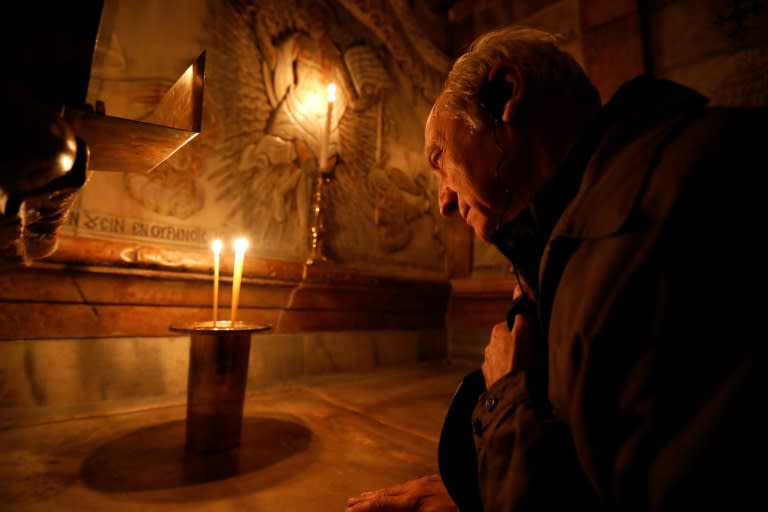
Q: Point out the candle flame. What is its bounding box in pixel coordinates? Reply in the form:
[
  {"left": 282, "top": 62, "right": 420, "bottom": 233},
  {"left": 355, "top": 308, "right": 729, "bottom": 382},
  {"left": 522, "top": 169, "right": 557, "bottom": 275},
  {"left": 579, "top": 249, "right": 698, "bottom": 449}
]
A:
[
  {"left": 233, "top": 237, "right": 249, "bottom": 252},
  {"left": 212, "top": 238, "right": 223, "bottom": 254},
  {"left": 328, "top": 82, "right": 336, "bottom": 102}
]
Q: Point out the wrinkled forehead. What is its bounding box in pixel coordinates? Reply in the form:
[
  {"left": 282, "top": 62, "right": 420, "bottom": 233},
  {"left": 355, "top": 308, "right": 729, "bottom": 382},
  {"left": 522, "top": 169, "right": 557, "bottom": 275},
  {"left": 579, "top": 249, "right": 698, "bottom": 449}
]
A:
[
  {"left": 425, "top": 95, "right": 450, "bottom": 134},
  {"left": 424, "top": 98, "right": 446, "bottom": 157},
  {"left": 426, "top": 96, "right": 441, "bottom": 126}
]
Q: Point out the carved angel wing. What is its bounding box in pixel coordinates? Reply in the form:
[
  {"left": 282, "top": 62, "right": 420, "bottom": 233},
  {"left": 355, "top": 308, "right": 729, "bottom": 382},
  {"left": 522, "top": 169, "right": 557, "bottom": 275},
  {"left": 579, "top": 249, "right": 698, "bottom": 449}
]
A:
[
  {"left": 337, "top": 44, "right": 390, "bottom": 173},
  {"left": 322, "top": 43, "right": 388, "bottom": 258},
  {"left": 202, "top": 0, "right": 330, "bottom": 258},
  {"left": 323, "top": 2, "right": 450, "bottom": 264},
  {"left": 336, "top": 0, "right": 450, "bottom": 102},
  {"left": 198, "top": 0, "right": 277, "bottom": 221}
]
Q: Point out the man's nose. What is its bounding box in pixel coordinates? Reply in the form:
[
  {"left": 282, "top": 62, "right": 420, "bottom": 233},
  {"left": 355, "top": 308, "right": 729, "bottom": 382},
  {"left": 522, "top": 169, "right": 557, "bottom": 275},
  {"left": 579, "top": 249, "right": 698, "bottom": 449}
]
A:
[{"left": 438, "top": 182, "right": 458, "bottom": 217}]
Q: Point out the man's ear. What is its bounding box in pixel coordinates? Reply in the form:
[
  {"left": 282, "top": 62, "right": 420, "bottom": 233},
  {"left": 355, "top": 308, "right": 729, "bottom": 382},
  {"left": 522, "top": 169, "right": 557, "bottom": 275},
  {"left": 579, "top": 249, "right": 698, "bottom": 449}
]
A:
[{"left": 486, "top": 61, "right": 525, "bottom": 124}]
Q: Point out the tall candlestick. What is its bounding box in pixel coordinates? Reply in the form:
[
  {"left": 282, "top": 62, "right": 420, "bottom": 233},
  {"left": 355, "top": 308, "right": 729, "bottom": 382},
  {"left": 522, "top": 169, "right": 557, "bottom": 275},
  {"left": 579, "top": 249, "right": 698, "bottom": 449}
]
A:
[
  {"left": 230, "top": 237, "right": 249, "bottom": 325},
  {"left": 211, "top": 238, "right": 222, "bottom": 324},
  {"left": 319, "top": 82, "right": 336, "bottom": 173}
]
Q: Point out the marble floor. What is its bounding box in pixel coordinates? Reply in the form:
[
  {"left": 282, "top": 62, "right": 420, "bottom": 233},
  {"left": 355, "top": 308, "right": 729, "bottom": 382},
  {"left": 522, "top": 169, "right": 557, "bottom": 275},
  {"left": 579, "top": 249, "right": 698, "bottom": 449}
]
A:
[{"left": 0, "top": 360, "right": 474, "bottom": 512}]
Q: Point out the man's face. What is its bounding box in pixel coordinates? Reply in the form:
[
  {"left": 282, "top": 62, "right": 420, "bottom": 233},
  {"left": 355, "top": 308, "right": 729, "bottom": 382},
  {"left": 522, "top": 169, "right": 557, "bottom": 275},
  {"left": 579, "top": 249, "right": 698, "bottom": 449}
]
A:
[{"left": 425, "top": 95, "right": 519, "bottom": 242}]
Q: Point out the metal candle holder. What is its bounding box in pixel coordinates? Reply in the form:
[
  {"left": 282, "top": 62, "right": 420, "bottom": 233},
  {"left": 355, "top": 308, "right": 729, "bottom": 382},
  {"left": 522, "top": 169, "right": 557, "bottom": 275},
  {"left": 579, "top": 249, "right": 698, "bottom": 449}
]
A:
[
  {"left": 306, "top": 171, "right": 332, "bottom": 264},
  {"left": 169, "top": 320, "right": 271, "bottom": 455}
]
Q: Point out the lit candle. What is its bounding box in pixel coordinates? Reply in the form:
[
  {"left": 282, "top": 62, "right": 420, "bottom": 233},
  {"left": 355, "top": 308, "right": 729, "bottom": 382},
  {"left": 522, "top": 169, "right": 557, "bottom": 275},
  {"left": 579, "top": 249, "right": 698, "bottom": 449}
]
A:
[
  {"left": 229, "top": 237, "right": 249, "bottom": 325},
  {"left": 211, "top": 238, "right": 222, "bottom": 324},
  {"left": 319, "top": 82, "right": 336, "bottom": 173}
]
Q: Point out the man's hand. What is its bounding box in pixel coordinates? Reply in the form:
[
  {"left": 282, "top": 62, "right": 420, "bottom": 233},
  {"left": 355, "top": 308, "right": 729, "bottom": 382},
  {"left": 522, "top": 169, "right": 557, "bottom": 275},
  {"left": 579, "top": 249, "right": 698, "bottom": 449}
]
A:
[
  {"left": 481, "top": 286, "right": 540, "bottom": 388},
  {"left": 345, "top": 475, "right": 458, "bottom": 512}
]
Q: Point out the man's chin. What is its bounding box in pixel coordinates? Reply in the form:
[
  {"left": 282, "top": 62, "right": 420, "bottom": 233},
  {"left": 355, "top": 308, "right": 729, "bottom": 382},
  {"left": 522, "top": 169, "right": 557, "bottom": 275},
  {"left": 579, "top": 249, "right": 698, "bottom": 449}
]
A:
[
  {"left": 474, "top": 224, "right": 494, "bottom": 243},
  {"left": 465, "top": 212, "right": 494, "bottom": 242}
]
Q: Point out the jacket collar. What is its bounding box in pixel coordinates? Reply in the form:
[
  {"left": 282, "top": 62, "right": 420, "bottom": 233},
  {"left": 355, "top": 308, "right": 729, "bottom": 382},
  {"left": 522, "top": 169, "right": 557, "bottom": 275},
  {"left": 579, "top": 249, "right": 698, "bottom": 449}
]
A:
[
  {"left": 534, "top": 76, "right": 708, "bottom": 334},
  {"left": 551, "top": 75, "right": 709, "bottom": 239},
  {"left": 491, "top": 75, "right": 709, "bottom": 298}
]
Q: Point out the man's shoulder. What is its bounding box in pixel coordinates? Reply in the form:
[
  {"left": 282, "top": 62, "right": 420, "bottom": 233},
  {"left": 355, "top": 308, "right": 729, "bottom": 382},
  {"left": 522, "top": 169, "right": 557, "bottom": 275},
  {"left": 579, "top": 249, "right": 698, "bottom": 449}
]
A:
[
  {"left": 592, "top": 84, "right": 766, "bottom": 188},
  {"left": 559, "top": 99, "right": 765, "bottom": 238}
]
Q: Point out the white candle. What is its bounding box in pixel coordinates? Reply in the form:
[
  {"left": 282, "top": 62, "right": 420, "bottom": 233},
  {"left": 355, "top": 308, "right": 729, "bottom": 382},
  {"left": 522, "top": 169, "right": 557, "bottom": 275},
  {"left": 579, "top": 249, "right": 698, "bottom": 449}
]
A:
[
  {"left": 211, "top": 239, "right": 222, "bottom": 324},
  {"left": 319, "top": 82, "right": 336, "bottom": 172},
  {"left": 229, "top": 237, "right": 249, "bottom": 325}
]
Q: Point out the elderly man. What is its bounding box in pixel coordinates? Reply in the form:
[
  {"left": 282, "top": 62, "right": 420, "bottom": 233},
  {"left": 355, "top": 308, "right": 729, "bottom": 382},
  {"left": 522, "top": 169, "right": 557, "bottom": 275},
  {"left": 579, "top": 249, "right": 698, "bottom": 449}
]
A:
[{"left": 347, "top": 25, "right": 766, "bottom": 512}]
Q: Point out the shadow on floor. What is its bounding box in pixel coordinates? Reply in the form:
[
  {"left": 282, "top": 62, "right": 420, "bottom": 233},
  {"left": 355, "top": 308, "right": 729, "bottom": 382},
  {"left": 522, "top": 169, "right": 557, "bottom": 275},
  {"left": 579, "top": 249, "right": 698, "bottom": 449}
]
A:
[{"left": 81, "top": 416, "right": 314, "bottom": 496}]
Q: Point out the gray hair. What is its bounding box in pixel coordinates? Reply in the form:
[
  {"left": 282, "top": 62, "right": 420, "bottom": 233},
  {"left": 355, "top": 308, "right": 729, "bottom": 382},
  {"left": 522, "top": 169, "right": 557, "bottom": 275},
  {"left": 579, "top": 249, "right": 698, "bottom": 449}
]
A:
[{"left": 440, "top": 26, "right": 600, "bottom": 132}]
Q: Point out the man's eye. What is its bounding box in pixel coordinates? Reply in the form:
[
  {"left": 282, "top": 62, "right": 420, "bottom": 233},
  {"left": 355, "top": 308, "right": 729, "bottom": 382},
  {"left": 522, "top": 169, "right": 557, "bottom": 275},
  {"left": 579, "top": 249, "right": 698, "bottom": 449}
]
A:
[{"left": 431, "top": 151, "right": 442, "bottom": 168}]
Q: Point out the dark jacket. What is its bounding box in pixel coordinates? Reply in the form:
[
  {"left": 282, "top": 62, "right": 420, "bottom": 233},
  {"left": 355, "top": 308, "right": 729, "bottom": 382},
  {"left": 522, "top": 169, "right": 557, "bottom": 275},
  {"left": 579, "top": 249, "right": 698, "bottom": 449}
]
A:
[{"left": 472, "top": 76, "right": 768, "bottom": 511}]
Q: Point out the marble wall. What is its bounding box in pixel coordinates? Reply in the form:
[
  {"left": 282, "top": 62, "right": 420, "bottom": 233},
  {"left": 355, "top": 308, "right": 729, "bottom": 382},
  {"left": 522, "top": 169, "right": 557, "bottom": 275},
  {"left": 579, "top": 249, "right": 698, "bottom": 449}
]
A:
[
  {"left": 648, "top": 0, "right": 768, "bottom": 106},
  {"left": 0, "top": 330, "right": 445, "bottom": 414}
]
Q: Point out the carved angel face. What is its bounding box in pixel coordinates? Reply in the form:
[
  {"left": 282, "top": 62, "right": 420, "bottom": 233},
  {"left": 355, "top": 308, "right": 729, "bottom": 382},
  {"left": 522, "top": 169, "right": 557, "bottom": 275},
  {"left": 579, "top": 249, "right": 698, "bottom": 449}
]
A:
[{"left": 304, "top": 4, "right": 330, "bottom": 37}]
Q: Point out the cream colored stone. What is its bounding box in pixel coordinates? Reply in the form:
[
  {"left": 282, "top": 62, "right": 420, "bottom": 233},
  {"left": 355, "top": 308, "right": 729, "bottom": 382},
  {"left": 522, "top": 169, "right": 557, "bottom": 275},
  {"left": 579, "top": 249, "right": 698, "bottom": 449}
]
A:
[
  {"left": 0, "top": 328, "right": 453, "bottom": 413},
  {"left": 650, "top": 0, "right": 768, "bottom": 73},
  {"left": 663, "top": 47, "right": 768, "bottom": 106},
  {"left": 248, "top": 333, "right": 304, "bottom": 386},
  {"left": 303, "top": 332, "right": 377, "bottom": 374}
]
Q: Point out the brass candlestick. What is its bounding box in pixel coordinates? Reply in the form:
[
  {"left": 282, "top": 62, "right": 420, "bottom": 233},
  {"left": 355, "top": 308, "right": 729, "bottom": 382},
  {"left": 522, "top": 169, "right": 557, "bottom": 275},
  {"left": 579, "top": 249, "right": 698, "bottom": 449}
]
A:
[
  {"left": 170, "top": 321, "right": 271, "bottom": 455},
  {"left": 306, "top": 170, "right": 333, "bottom": 264}
]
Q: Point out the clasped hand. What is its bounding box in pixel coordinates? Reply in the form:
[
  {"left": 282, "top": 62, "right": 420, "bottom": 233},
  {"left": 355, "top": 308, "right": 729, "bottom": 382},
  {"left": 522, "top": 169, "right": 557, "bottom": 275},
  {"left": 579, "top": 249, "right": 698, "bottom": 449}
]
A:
[
  {"left": 481, "top": 285, "right": 540, "bottom": 389},
  {"left": 344, "top": 286, "right": 539, "bottom": 511}
]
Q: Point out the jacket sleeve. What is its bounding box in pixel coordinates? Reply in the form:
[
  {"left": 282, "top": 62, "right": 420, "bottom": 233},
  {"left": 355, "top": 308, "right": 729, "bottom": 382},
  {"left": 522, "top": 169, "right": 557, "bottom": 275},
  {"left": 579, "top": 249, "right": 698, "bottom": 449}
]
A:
[{"left": 472, "top": 369, "right": 599, "bottom": 511}]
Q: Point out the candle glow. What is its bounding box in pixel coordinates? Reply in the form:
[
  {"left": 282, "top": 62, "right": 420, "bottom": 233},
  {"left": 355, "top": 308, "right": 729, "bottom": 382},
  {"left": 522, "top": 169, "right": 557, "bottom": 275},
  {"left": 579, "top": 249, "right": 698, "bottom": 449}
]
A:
[
  {"left": 319, "top": 82, "right": 336, "bottom": 173},
  {"left": 212, "top": 239, "right": 222, "bottom": 324},
  {"left": 229, "top": 237, "right": 249, "bottom": 325}
]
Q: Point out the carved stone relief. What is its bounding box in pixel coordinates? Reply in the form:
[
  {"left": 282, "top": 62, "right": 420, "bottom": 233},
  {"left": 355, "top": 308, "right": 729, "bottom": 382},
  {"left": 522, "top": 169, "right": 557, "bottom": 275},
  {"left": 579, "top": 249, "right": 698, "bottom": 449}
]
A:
[
  {"left": 200, "top": 0, "right": 451, "bottom": 272},
  {"left": 649, "top": 0, "right": 768, "bottom": 106},
  {"left": 63, "top": 0, "right": 454, "bottom": 276}
]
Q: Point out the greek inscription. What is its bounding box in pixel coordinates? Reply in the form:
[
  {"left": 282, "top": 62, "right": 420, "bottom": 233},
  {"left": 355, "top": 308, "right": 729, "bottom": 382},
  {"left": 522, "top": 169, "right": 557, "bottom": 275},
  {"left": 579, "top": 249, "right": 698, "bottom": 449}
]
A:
[
  {"left": 83, "top": 211, "right": 125, "bottom": 233},
  {"left": 131, "top": 220, "right": 207, "bottom": 244}
]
